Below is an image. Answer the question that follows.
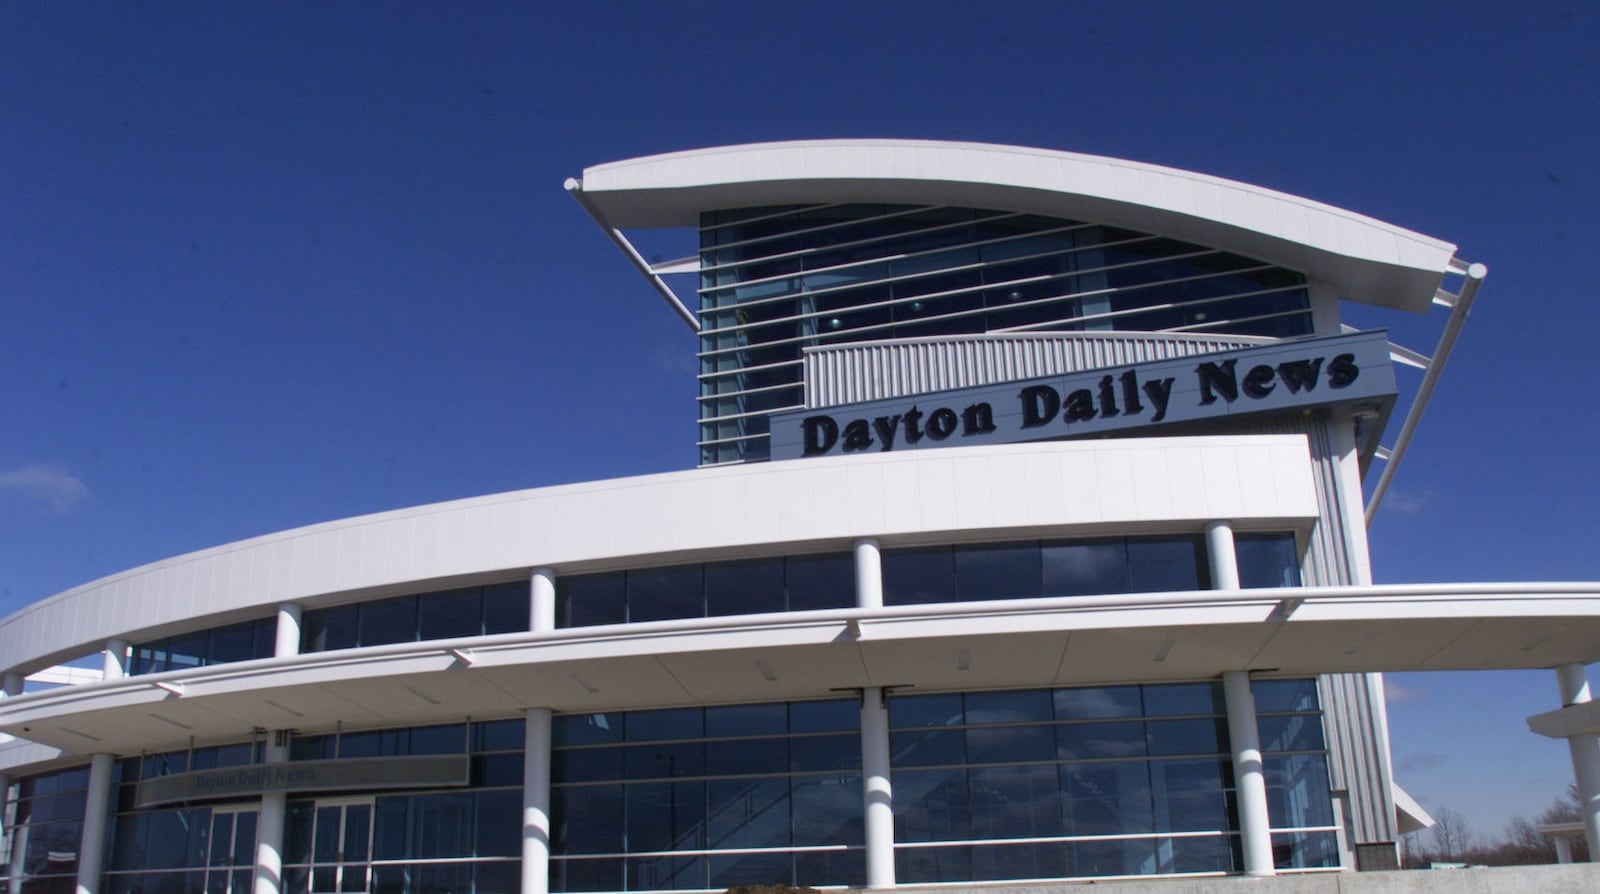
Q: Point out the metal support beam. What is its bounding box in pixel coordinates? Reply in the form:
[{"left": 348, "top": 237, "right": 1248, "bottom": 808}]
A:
[
  {"left": 1366, "top": 261, "right": 1487, "bottom": 524},
  {"left": 566, "top": 178, "right": 701, "bottom": 332}
]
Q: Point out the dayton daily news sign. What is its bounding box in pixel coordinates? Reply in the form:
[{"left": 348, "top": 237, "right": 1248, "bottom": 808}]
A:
[{"left": 769, "top": 331, "right": 1396, "bottom": 461}]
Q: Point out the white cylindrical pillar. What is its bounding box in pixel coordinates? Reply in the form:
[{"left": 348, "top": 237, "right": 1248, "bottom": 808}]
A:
[
  {"left": 1223, "top": 671, "right": 1275, "bottom": 877},
  {"left": 1555, "top": 835, "right": 1574, "bottom": 864},
  {"left": 1557, "top": 663, "right": 1600, "bottom": 858},
  {"left": 253, "top": 732, "right": 291, "bottom": 894},
  {"left": 523, "top": 708, "right": 553, "bottom": 894},
  {"left": 74, "top": 753, "right": 115, "bottom": 894},
  {"left": 1205, "top": 521, "right": 1240, "bottom": 591},
  {"left": 860, "top": 686, "right": 895, "bottom": 888},
  {"left": 531, "top": 568, "right": 557, "bottom": 633},
  {"left": 2, "top": 673, "right": 22, "bottom": 697},
  {"left": 102, "top": 640, "right": 128, "bottom": 681},
  {"left": 854, "top": 538, "right": 883, "bottom": 610},
  {"left": 275, "top": 604, "right": 303, "bottom": 658}
]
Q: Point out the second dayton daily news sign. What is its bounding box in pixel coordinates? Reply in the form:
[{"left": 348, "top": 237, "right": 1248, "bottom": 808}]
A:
[{"left": 769, "top": 331, "right": 1396, "bottom": 461}]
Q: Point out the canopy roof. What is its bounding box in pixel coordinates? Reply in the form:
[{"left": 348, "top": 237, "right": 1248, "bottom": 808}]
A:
[{"left": 574, "top": 139, "right": 1461, "bottom": 313}]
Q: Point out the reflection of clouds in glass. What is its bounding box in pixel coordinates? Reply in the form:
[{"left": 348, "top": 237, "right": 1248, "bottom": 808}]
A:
[
  {"left": 1042, "top": 542, "right": 1127, "bottom": 596},
  {"left": 1055, "top": 686, "right": 1142, "bottom": 719}
]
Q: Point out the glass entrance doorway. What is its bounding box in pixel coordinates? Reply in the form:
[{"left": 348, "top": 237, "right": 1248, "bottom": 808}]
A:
[
  {"left": 205, "top": 806, "right": 259, "bottom": 894},
  {"left": 300, "top": 798, "right": 374, "bottom": 894}
]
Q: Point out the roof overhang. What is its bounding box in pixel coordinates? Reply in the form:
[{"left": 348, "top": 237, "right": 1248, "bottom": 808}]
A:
[
  {"left": 4, "top": 581, "right": 1599, "bottom": 761},
  {"left": 574, "top": 139, "right": 1461, "bottom": 313}
]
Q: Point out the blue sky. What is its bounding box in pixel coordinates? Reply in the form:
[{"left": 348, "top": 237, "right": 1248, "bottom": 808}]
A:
[{"left": 2, "top": 2, "right": 1595, "bottom": 840}]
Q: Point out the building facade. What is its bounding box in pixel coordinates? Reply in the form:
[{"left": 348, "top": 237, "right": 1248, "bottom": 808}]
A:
[{"left": 4, "top": 141, "right": 1598, "bottom": 894}]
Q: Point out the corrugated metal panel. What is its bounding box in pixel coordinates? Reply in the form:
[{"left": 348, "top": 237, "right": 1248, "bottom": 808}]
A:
[{"left": 804, "top": 332, "right": 1270, "bottom": 408}]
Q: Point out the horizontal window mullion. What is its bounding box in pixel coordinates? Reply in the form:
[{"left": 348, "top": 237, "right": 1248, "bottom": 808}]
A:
[
  {"left": 698, "top": 203, "right": 842, "bottom": 234},
  {"left": 699, "top": 204, "right": 944, "bottom": 259},
  {"left": 894, "top": 829, "right": 1240, "bottom": 848},
  {"left": 695, "top": 249, "right": 1246, "bottom": 355},
  {"left": 696, "top": 210, "right": 1035, "bottom": 285},
  {"left": 698, "top": 233, "right": 1169, "bottom": 324},
  {"left": 699, "top": 404, "right": 805, "bottom": 425}
]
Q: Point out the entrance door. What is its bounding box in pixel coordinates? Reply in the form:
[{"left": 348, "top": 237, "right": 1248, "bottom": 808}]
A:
[
  {"left": 204, "top": 806, "right": 259, "bottom": 894},
  {"left": 307, "top": 798, "right": 375, "bottom": 894}
]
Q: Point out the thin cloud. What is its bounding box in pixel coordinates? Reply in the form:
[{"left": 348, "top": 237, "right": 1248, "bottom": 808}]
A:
[
  {"left": 1382, "top": 487, "right": 1428, "bottom": 515},
  {"left": 0, "top": 463, "right": 89, "bottom": 513},
  {"left": 1385, "top": 677, "right": 1427, "bottom": 704},
  {"left": 1396, "top": 751, "right": 1448, "bottom": 773}
]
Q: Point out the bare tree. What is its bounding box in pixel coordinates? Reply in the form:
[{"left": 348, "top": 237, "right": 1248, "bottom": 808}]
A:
[{"left": 1430, "top": 806, "right": 1471, "bottom": 861}]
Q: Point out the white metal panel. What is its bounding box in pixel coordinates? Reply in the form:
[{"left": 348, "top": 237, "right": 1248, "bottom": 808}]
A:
[
  {"left": 0, "top": 436, "right": 1323, "bottom": 676},
  {"left": 577, "top": 140, "right": 1458, "bottom": 312}
]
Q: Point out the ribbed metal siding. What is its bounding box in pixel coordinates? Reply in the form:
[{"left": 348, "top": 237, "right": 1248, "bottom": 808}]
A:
[{"left": 803, "top": 331, "right": 1270, "bottom": 408}]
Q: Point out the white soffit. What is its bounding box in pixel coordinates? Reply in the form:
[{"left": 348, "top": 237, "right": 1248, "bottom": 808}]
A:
[{"left": 577, "top": 140, "right": 1458, "bottom": 313}]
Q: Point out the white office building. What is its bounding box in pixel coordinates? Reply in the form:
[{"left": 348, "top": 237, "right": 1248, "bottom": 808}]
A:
[{"left": 3, "top": 140, "right": 1598, "bottom": 894}]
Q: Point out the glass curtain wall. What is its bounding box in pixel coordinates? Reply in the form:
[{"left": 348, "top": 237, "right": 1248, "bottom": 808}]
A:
[
  {"left": 550, "top": 700, "right": 863, "bottom": 892},
  {"left": 888, "top": 679, "right": 1335, "bottom": 883},
  {"left": 698, "top": 205, "right": 1314, "bottom": 464}
]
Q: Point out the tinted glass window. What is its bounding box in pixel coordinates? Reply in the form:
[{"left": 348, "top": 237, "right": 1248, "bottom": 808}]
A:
[
  {"left": 419, "top": 588, "right": 482, "bottom": 640},
  {"left": 1237, "top": 533, "right": 1302, "bottom": 588},
  {"left": 785, "top": 553, "right": 855, "bottom": 611},
  {"left": 705, "top": 559, "right": 784, "bottom": 617},
  {"left": 628, "top": 565, "right": 704, "bottom": 623},
  {"left": 558, "top": 573, "right": 625, "bottom": 628},
  {"left": 954, "top": 543, "right": 1042, "bottom": 601},
  {"left": 360, "top": 596, "right": 418, "bottom": 646},
  {"left": 1042, "top": 540, "right": 1129, "bottom": 596},
  {"left": 883, "top": 547, "right": 958, "bottom": 605},
  {"left": 1127, "top": 537, "right": 1206, "bottom": 593}
]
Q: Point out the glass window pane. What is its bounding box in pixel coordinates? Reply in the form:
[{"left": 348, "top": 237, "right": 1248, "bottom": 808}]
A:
[
  {"left": 705, "top": 559, "right": 785, "bottom": 617},
  {"left": 166, "top": 630, "right": 210, "bottom": 670},
  {"left": 965, "top": 689, "right": 1052, "bottom": 724},
  {"left": 1067, "top": 836, "right": 1158, "bottom": 878},
  {"left": 1265, "top": 753, "right": 1334, "bottom": 828},
  {"left": 208, "top": 621, "right": 258, "bottom": 665},
  {"left": 882, "top": 547, "right": 958, "bottom": 605},
  {"left": 954, "top": 542, "right": 1042, "bottom": 601},
  {"left": 890, "top": 693, "right": 963, "bottom": 729},
  {"left": 626, "top": 708, "right": 703, "bottom": 742},
  {"left": 553, "top": 712, "right": 622, "bottom": 747},
  {"left": 1258, "top": 713, "right": 1325, "bottom": 753},
  {"left": 707, "top": 737, "right": 788, "bottom": 776},
  {"left": 1062, "top": 760, "right": 1153, "bottom": 835},
  {"left": 1146, "top": 718, "right": 1226, "bottom": 756},
  {"left": 418, "top": 588, "right": 483, "bottom": 640},
  {"left": 708, "top": 777, "right": 790, "bottom": 851},
  {"left": 968, "top": 764, "right": 1060, "bottom": 839},
  {"left": 1236, "top": 533, "right": 1302, "bottom": 588},
  {"left": 965, "top": 725, "right": 1053, "bottom": 764},
  {"left": 625, "top": 742, "right": 703, "bottom": 780},
  {"left": 552, "top": 747, "right": 623, "bottom": 784},
  {"left": 1253, "top": 678, "right": 1320, "bottom": 713},
  {"left": 1054, "top": 685, "right": 1143, "bottom": 719},
  {"left": 1127, "top": 536, "right": 1206, "bottom": 593},
  {"left": 628, "top": 565, "right": 705, "bottom": 623},
  {"left": 1150, "top": 758, "right": 1231, "bottom": 832},
  {"left": 358, "top": 596, "right": 418, "bottom": 647},
  {"left": 706, "top": 703, "right": 787, "bottom": 738},
  {"left": 792, "top": 775, "right": 863, "bottom": 847},
  {"left": 891, "top": 729, "right": 967, "bottom": 767},
  {"left": 1143, "top": 682, "right": 1225, "bottom": 716},
  {"left": 483, "top": 581, "right": 531, "bottom": 634},
  {"left": 893, "top": 768, "right": 970, "bottom": 842},
  {"left": 302, "top": 605, "right": 357, "bottom": 653},
  {"left": 789, "top": 698, "right": 857, "bottom": 733},
  {"left": 1056, "top": 721, "right": 1147, "bottom": 760},
  {"left": 626, "top": 781, "right": 705, "bottom": 852},
  {"left": 785, "top": 553, "right": 855, "bottom": 611},
  {"left": 551, "top": 784, "right": 624, "bottom": 854},
  {"left": 1041, "top": 540, "right": 1129, "bottom": 596},
  {"left": 557, "top": 573, "right": 625, "bottom": 629},
  {"left": 789, "top": 733, "right": 860, "bottom": 772}
]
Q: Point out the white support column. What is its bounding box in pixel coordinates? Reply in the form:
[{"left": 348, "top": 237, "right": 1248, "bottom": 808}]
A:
[
  {"left": 74, "top": 752, "right": 115, "bottom": 894},
  {"left": 1204, "top": 521, "right": 1240, "bottom": 591},
  {"left": 854, "top": 538, "right": 882, "bottom": 609},
  {"left": 253, "top": 732, "right": 291, "bottom": 894},
  {"left": 102, "top": 640, "right": 128, "bottom": 681},
  {"left": 523, "top": 708, "right": 553, "bottom": 894},
  {"left": 860, "top": 686, "right": 895, "bottom": 888},
  {"left": 1554, "top": 835, "right": 1574, "bottom": 864},
  {"left": 1557, "top": 663, "right": 1600, "bottom": 858},
  {"left": 2, "top": 674, "right": 22, "bottom": 697},
  {"left": 1224, "top": 671, "right": 1275, "bottom": 877},
  {"left": 275, "top": 604, "right": 302, "bottom": 658},
  {"left": 531, "top": 568, "right": 557, "bottom": 633}
]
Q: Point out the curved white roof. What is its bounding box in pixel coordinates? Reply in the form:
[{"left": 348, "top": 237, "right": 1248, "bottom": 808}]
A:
[{"left": 575, "top": 139, "right": 1460, "bottom": 313}]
